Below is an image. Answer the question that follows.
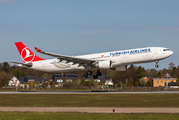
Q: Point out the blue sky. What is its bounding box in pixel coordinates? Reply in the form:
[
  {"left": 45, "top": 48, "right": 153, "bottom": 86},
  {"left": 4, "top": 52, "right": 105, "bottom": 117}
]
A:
[{"left": 0, "top": 0, "right": 179, "bottom": 70}]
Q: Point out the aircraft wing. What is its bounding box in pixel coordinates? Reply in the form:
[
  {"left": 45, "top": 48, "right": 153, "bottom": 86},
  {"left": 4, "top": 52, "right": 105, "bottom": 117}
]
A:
[{"left": 34, "top": 47, "right": 97, "bottom": 66}]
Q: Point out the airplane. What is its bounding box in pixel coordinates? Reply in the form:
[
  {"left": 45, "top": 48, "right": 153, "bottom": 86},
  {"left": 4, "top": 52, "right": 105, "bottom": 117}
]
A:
[{"left": 9, "top": 42, "right": 173, "bottom": 79}]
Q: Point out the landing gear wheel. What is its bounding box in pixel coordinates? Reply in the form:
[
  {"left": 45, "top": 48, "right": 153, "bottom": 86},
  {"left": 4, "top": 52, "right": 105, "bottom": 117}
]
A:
[
  {"left": 83, "top": 74, "right": 88, "bottom": 78},
  {"left": 97, "top": 72, "right": 102, "bottom": 76},
  {"left": 96, "top": 69, "right": 102, "bottom": 76},
  {"left": 155, "top": 65, "right": 159, "bottom": 68},
  {"left": 93, "top": 75, "right": 98, "bottom": 79},
  {"left": 155, "top": 61, "right": 159, "bottom": 68},
  {"left": 87, "top": 70, "right": 92, "bottom": 75},
  {"left": 83, "top": 70, "right": 92, "bottom": 78}
]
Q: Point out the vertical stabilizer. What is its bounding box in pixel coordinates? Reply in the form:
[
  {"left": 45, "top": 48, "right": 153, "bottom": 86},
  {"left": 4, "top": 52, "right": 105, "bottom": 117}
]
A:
[{"left": 15, "top": 42, "right": 45, "bottom": 63}]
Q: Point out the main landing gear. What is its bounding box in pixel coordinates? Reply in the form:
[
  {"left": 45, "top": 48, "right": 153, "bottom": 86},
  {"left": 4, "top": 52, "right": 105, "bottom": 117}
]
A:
[
  {"left": 155, "top": 61, "right": 159, "bottom": 68},
  {"left": 93, "top": 69, "right": 102, "bottom": 79},
  {"left": 83, "top": 69, "right": 102, "bottom": 79},
  {"left": 83, "top": 70, "right": 92, "bottom": 78}
]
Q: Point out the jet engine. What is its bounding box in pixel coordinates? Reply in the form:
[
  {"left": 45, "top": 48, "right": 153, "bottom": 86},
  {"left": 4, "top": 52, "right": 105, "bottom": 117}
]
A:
[{"left": 94, "top": 60, "right": 111, "bottom": 69}]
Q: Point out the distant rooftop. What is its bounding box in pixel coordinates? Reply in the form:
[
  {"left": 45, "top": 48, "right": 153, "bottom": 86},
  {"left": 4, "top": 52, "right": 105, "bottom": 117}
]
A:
[{"left": 153, "top": 73, "right": 177, "bottom": 80}]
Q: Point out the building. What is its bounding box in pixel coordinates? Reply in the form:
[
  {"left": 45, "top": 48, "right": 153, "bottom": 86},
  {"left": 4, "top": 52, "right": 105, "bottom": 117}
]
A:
[
  {"left": 19, "top": 76, "right": 49, "bottom": 85},
  {"left": 54, "top": 74, "right": 79, "bottom": 84},
  {"left": 153, "top": 73, "right": 177, "bottom": 87},
  {"left": 19, "top": 76, "right": 50, "bottom": 89},
  {"left": 8, "top": 76, "right": 20, "bottom": 86}
]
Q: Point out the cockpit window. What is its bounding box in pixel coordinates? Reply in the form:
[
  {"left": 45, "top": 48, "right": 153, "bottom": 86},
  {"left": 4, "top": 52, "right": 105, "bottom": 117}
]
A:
[{"left": 163, "top": 49, "right": 170, "bottom": 51}]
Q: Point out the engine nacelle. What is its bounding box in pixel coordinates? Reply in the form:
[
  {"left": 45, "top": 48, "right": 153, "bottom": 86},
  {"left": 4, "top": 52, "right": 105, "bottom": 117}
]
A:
[
  {"left": 114, "top": 65, "right": 127, "bottom": 71},
  {"left": 95, "top": 60, "right": 111, "bottom": 69}
]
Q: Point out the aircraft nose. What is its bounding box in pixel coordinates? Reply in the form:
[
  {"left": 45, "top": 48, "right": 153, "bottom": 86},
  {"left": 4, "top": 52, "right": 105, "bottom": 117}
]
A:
[{"left": 170, "top": 51, "right": 174, "bottom": 56}]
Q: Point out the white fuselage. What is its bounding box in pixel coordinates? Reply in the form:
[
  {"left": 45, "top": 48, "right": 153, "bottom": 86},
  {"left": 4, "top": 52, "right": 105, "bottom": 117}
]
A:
[{"left": 27, "top": 47, "right": 173, "bottom": 72}]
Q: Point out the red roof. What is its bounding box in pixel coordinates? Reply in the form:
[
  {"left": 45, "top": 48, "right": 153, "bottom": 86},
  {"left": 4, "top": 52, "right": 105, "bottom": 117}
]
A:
[{"left": 161, "top": 73, "right": 172, "bottom": 78}]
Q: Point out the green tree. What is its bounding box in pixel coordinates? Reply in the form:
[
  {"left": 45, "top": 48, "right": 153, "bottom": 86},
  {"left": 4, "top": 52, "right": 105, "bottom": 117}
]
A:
[
  {"left": 126, "top": 81, "right": 131, "bottom": 87},
  {"left": 10, "top": 68, "right": 26, "bottom": 79},
  {"left": 102, "top": 69, "right": 108, "bottom": 77},
  {"left": 0, "top": 72, "right": 8, "bottom": 87},
  {"left": 112, "top": 65, "right": 138, "bottom": 85},
  {"left": 136, "top": 66, "right": 146, "bottom": 80},
  {"left": 81, "top": 79, "right": 95, "bottom": 89},
  {"left": 149, "top": 69, "right": 158, "bottom": 78},
  {"left": 157, "top": 72, "right": 161, "bottom": 78},
  {"left": 176, "top": 78, "right": 179, "bottom": 82},
  {"left": 146, "top": 81, "right": 152, "bottom": 86},
  {"left": 171, "top": 66, "right": 179, "bottom": 78},
  {"left": 134, "top": 81, "right": 139, "bottom": 86},
  {"left": 139, "top": 77, "right": 147, "bottom": 86},
  {"left": 2, "top": 62, "right": 10, "bottom": 73},
  {"left": 169, "top": 62, "right": 175, "bottom": 70},
  {"left": 126, "top": 81, "right": 135, "bottom": 87}
]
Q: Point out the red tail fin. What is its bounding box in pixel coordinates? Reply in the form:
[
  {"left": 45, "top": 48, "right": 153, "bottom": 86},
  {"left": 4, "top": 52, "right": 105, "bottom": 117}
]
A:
[{"left": 15, "top": 42, "right": 45, "bottom": 63}]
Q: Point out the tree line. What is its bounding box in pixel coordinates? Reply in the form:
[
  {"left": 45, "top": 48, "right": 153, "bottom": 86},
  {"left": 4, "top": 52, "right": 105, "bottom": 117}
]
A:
[{"left": 0, "top": 62, "right": 178, "bottom": 87}]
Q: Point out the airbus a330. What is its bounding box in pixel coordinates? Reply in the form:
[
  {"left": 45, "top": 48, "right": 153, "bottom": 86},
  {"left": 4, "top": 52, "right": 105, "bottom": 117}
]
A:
[{"left": 9, "top": 42, "right": 173, "bottom": 79}]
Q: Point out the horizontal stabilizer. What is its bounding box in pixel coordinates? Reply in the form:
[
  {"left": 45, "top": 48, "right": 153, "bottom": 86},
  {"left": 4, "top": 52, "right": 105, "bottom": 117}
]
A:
[{"left": 8, "top": 61, "right": 33, "bottom": 67}]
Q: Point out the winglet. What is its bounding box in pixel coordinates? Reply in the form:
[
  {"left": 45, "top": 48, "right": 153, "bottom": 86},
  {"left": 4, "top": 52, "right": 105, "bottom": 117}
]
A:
[{"left": 34, "top": 47, "right": 43, "bottom": 52}]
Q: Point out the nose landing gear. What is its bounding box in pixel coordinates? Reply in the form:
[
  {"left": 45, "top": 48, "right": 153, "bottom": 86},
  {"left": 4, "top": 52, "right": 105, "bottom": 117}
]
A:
[{"left": 155, "top": 61, "right": 159, "bottom": 68}]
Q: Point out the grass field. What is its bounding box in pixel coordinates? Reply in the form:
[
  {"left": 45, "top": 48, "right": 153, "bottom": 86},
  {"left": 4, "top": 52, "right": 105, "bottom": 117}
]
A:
[
  {"left": 0, "top": 112, "right": 179, "bottom": 120},
  {"left": 0, "top": 94, "right": 179, "bottom": 107}
]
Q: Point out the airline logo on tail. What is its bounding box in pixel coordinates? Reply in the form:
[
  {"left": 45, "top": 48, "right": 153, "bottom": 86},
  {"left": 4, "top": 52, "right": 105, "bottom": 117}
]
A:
[
  {"left": 15, "top": 42, "right": 45, "bottom": 63},
  {"left": 21, "top": 47, "right": 35, "bottom": 63}
]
